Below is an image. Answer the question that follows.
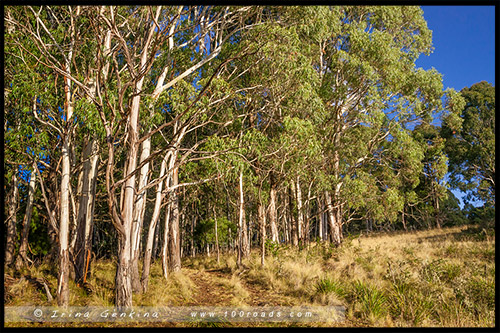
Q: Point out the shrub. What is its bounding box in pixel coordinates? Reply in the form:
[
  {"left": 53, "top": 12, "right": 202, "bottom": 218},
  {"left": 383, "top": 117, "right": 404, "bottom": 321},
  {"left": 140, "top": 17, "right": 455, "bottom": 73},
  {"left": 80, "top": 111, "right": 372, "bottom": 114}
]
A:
[{"left": 315, "top": 277, "right": 346, "bottom": 298}]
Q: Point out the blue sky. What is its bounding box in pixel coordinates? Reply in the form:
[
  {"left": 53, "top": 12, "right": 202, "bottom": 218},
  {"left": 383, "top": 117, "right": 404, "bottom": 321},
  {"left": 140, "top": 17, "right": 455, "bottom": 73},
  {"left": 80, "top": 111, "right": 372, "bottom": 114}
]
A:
[
  {"left": 416, "top": 5, "right": 495, "bottom": 90},
  {"left": 416, "top": 5, "right": 495, "bottom": 208}
]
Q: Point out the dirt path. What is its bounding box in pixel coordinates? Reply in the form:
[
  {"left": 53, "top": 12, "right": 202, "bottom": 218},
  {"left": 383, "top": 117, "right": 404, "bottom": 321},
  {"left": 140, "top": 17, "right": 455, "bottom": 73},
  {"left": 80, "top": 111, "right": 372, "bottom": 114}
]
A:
[
  {"left": 182, "top": 269, "right": 233, "bottom": 306},
  {"left": 183, "top": 268, "right": 293, "bottom": 307}
]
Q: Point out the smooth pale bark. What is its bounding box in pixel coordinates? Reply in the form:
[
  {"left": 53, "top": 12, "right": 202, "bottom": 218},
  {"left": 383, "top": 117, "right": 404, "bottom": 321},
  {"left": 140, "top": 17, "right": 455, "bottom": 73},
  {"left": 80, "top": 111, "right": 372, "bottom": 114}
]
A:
[
  {"left": 268, "top": 180, "right": 279, "bottom": 243},
  {"left": 16, "top": 162, "right": 37, "bottom": 269},
  {"left": 162, "top": 190, "right": 171, "bottom": 280},
  {"left": 296, "top": 175, "right": 304, "bottom": 244},
  {"left": 58, "top": 70, "right": 75, "bottom": 306},
  {"left": 283, "top": 193, "right": 290, "bottom": 244},
  {"left": 213, "top": 206, "right": 220, "bottom": 265},
  {"left": 325, "top": 191, "right": 342, "bottom": 246},
  {"left": 115, "top": 6, "right": 162, "bottom": 308},
  {"left": 168, "top": 164, "right": 181, "bottom": 272},
  {"left": 289, "top": 182, "right": 298, "bottom": 247},
  {"left": 115, "top": 83, "right": 141, "bottom": 308},
  {"left": 141, "top": 151, "right": 169, "bottom": 292},
  {"left": 166, "top": 118, "right": 187, "bottom": 273},
  {"left": 434, "top": 184, "right": 442, "bottom": 229},
  {"left": 74, "top": 139, "right": 99, "bottom": 284},
  {"left": 5, "top": 170, "right": 19, "bottom": 267},
  {"left": 318, "top": 196, "right": 325, "bottom": 241},
  {"left": 58, "top": 125, "right": 72, "bottom": 306},
  {"left": 70, "top": 167, "right": 84, "bottom": 255},
  {"left": 152, "top": 215, "right": 161, "bottom": 258},
  {"left": 237, "top": 171, "right": 249, "bottom": 268},
  {"left": 115, "top": 40, "right": 149, "bottom": 308},
  {"left": 130, "top": 138, "right": 151, "bottom": 293},
  {"left": 237, "top": 172, "right": 243, "bottom": 267},
  {"left": 57, "top": 6, "right": 81, "bottom": 306}
]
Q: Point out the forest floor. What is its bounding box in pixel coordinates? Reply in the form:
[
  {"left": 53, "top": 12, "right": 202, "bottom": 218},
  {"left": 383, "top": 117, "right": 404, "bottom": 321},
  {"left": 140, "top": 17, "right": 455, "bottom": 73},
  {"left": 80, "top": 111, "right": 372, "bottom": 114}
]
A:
[{"left": 4, "top": 223, "right": 495, "bottom": 328}]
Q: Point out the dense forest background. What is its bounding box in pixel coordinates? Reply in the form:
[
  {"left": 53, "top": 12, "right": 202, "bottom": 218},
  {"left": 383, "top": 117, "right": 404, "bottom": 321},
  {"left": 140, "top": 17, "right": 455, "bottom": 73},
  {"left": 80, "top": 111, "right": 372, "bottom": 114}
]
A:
[{"left": 4, "top": 5, "right": 495, "bottom": 314}]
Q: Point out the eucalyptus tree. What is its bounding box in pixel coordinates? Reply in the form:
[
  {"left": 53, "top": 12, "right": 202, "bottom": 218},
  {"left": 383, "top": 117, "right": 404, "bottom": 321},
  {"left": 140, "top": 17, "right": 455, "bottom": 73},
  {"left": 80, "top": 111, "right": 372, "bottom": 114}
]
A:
[
  {"left": 5, "top": 5, "right": 109, "bottom": 305},
  {"left": 441, "top": 81, "right": 495, "bottom": 207},
  {"left": 410, "top": 123, "right": 450, "bottom": 228},
  {"left": 281, "top": 6, "right": 461, "bottom": 244},
  {"left": 219, "top": 10, "right": 325, "bottom": 254},
  {"left": 78, "top": 5, "right": 267, "bottom": 305}
]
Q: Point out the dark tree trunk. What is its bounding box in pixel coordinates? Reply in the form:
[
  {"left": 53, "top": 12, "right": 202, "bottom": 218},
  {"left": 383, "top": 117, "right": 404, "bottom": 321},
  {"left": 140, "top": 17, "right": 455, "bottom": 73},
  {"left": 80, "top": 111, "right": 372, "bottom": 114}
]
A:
[
  {"left": 15, "top": 163, "right": 37, "bottom": 269},
  {"left": 74, "top": 139, "right": 99, "bottom": 285},
  {"left": 289, "top": 183, "right": 298, "bottom": 247}
]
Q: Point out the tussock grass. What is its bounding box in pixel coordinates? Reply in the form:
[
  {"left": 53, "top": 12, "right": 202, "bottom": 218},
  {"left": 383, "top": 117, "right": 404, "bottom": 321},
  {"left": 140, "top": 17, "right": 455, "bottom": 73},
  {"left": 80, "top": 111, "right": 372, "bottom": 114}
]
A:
[
  {"left": 191, "top": 225, "right": 494, "bottom": 327},
  {"left": 5, "top": 224, "right": 495, "bottom": 327}
]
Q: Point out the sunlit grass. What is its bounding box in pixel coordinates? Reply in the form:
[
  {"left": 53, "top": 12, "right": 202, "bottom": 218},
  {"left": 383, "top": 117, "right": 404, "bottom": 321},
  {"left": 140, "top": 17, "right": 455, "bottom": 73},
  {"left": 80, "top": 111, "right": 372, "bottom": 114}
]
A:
[{"left": 5, "top": 224, "right": 495, "bottom": 327}]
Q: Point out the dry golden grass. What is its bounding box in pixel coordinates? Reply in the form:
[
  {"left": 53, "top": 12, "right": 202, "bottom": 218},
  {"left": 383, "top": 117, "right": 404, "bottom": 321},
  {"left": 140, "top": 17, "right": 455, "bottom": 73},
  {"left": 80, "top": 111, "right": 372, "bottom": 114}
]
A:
[{"left": 5, "top": 224, "right": 495, "bottom": 327}]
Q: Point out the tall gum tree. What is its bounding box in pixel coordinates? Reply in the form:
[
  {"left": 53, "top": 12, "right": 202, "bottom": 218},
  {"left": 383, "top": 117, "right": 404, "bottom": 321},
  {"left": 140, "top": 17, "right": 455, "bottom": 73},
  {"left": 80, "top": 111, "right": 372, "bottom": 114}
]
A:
[
  {"left": 285, "top": 6, "right": 455, "bottom": 244},
  {"left": 90, "top": 6, "right": 267, "bottom": 306},
  {"left": 442, "top": 82, "right": 495, "bottom": 206},
  {"left": 4, "top": 6, "right": 93, "bottom": 306}
]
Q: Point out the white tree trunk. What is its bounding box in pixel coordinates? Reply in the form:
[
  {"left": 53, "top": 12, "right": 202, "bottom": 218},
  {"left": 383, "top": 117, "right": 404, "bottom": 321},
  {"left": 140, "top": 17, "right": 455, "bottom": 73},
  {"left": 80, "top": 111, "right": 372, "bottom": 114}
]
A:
[
  {"left": 268, "top": 180, "right": 279, "bottom": 243},
  {"left": 141, "top": 151, "right": 169, "bottom": 291},
  {"left": 325, "top": 191, "right": 342, "bottom": 246},
  {"left": 162, "top": 189, "right": 171, "bottom": 280},
  {"left": 5, "top": 170, "right": 19, "bottom": 266},
  {"left": 130, "top": 137, "right": 151, "bottom": 293},
  {"left": 296, "top": 175, "right": 304, "bottom": 244},
  {"left": 168, "top": 163, "right": 181, "bottom": 272}
]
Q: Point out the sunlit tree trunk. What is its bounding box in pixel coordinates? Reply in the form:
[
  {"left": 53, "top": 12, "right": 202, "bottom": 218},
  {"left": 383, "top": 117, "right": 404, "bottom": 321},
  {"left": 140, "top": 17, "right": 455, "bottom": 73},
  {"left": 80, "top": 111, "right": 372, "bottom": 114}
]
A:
[
  {"left": 325, "top": 190, "right": 342, "bottom": 246},
  {"left": 57, "top": 47, "right": 76, "bottom": 305},
  {"left": 115, "top": 62, "right": 144, "bottom": 309},
  {"left": 317, "top": 196, "right": 325, "bottom": 241},
  {"left": 162, "top": 189, "right": 171, "bottom": 280},
  {"left": 168, "top": 157, "right": 181, "bottom": 272},
  {"left": 5, "top": 170, "right": 19, "bottom": 267},
  {"left": 296, "top": 175, "right": 304, "bottom": 245},
  {"left": 237, "top": 171, "right": 248, "bottom": 267},
  {"left": 141, "top": 151, "right": 169, "bottom": 291},
  {"left": 289, "top": 181, "right": 298, "bottom": 247},
  {"left": 130, "top": 138, "right": 151, "bottom": 293},
  {"left": 268, "top": 177, "right": 279, "bottom": 243}
]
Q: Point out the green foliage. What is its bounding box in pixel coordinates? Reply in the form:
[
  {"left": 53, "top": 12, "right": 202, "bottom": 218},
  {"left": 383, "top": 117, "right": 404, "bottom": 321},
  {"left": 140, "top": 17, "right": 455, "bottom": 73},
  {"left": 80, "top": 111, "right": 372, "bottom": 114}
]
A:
[
  {"left": 193, "top": 217, "right": 236, "bottom": 250},
  {"left": 442, "top": 81, "right": 495, "bottom": 206},
  {"left": 315, "top": 277, "right": 346, "bottom": 297},
  {"left": 349, "top": 280, "right": 388, "bottom": 321}
]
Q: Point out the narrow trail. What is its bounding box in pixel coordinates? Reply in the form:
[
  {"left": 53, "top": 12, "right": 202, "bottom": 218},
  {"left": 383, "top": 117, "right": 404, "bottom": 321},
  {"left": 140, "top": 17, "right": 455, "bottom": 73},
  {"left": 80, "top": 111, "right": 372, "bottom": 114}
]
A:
[
  {"left": 183, "top": 268, "right": 293, "bottom": 307},
  {"left": 182, "top": 269, "right": 232, "bottom": 306}
]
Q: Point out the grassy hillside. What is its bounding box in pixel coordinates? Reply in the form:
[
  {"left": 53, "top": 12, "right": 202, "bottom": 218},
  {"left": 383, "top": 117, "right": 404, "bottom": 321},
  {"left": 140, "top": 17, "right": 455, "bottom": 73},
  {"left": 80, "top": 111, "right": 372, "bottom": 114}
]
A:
[{"left": 4, "top": 224, "right": 495, "bottom": 327}]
